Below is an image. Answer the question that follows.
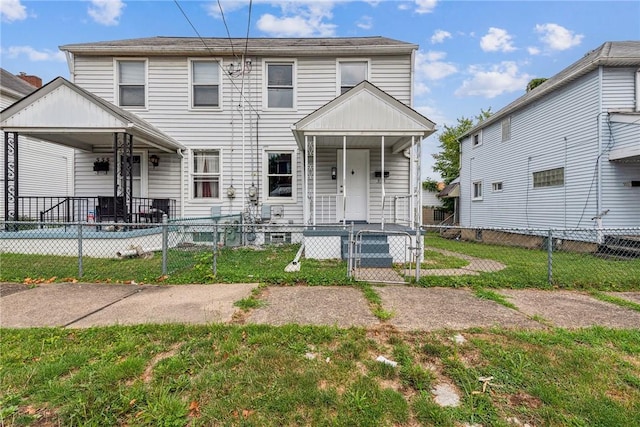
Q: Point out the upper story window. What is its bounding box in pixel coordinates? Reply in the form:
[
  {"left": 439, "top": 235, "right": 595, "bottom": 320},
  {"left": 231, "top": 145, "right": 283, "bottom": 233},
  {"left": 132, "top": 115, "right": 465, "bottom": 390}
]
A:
[
  {"left": 192, "top": 149, "right": 221, "bottom": 199},
  {"left": 265, "top": 150, "right": 295, "bottom": 201},
  {"left": 191, "top": 60, "right": 220, "bottom": 108},
  {"left": 501, "top": 116, "right": 512, "bottom": 142},
  {"left": 117, "top": 60, "right": 146, "bottom": 107},
  {"left": 533, "top": 167, "right": 564, "bottom": 188},
  {"left": 472, "top": 132, "right": 482, "bottom": 148},
  {"left": 266, "top": 62, "right": 294, "bottom": 109},
  {"left": 339, "top": 61, "right": 368, "bottom": 94},
  {"left": 492, "top": 181, "right": 503, "bottom": 192}
]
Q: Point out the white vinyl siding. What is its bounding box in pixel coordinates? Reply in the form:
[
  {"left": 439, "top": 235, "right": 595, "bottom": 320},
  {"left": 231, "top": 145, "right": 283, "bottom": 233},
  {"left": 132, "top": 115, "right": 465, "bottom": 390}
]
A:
[
  {"left": 69, "top": 51, "right": 415, "bottom": 221},
  {"left": 460, "top": 70, "right": 601, "bottom": 229},
  {"left": 117, "top": 59, "right": 146, "bottom": 107}
]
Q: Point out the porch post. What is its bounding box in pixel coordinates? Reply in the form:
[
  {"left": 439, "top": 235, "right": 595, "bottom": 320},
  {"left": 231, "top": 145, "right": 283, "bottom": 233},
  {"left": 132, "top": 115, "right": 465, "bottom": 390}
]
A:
[
  {"left": 4, "top": 132, "right": 18, "bottom": 228},
  {"left": 304, "top": 134, "right": 309, "bottom": 225},
  {"left": 416, "top": 136, "right": 423, "bottom": 228},
  {"left": 313, "top": 135, "right": 317, "bottom": 226},
  {"left": 410, "top": 136, "right": 415, "bottom": 226},
  {"left": 381, "top": 135, "right": 385, "bottom": 230},
  {"left": 342, "top": 136, "right": 347, "bottom": 226}
]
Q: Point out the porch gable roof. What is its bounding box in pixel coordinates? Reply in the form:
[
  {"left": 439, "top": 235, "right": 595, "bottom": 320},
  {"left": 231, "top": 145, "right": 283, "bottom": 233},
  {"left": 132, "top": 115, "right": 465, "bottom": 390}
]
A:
[
  {"left": 0, "top": 77, "right": 184, "bottom": 152},
  {"left": 291, "top": 81, "right": 436, "bottom": 153}
]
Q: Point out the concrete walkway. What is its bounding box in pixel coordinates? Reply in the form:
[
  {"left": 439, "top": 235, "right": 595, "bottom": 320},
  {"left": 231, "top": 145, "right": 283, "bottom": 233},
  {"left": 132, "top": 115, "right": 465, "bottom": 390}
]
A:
[{"left": 1, "top": 282, "right": 639, "bottom": 330}]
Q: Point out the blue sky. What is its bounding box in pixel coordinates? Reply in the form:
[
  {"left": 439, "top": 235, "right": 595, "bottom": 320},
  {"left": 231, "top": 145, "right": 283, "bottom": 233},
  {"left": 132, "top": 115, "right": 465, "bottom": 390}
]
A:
[{"left": 1, "top": 0, "right": 639, "bottom": 180}]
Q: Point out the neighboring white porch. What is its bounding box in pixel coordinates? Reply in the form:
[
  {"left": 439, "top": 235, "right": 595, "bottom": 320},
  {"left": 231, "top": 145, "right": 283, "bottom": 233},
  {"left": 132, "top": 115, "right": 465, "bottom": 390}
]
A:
[{"left": 292, "top": 81, "right": 436, "bottom": 229}]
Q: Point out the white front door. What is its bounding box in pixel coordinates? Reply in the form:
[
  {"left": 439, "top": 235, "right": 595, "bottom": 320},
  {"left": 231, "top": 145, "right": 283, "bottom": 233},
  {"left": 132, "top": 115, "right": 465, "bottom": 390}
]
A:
[{"left": 337, "top": 149, "right": 369, "bottom": 222}]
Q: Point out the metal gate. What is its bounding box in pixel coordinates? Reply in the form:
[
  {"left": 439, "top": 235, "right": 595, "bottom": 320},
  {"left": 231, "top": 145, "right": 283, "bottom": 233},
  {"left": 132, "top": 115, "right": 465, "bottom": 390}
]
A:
[{"left": 348, "top": 229, "right": 421, "bottom": 284}]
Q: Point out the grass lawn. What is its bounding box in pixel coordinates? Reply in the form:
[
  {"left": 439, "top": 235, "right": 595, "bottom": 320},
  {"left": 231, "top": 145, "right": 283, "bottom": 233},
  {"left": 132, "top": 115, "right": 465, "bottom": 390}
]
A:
[
  {"left": 1, "top": 325, "right": 639, "bottom": 426},
  {"left": 420, "top": 233, "right": 640, "bottom": 291}
]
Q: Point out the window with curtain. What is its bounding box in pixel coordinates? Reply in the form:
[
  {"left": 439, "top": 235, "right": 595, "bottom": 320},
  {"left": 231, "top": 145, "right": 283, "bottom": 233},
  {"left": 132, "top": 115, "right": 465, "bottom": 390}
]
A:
[
  {"left": 118, "top": 60, "right": 145, "bottom": 107},
  {"left": 192, "top": 150, "right": 220, "bottom": 199},
  {"left": 192, "top": 60, "right": 220, "bottom": 107},
  {"left": 267, "top": 63, "right": 294, "bottom": 108},
  {"left": 266, "top": 151, "right": 293, "bottom": 199},
  {"left": 339, "top": 61, "right": 367, "bottom": 94}
]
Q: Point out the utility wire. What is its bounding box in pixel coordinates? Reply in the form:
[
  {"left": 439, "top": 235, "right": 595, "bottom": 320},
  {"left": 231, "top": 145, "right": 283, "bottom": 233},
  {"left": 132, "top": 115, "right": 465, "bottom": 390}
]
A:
[
  {"left": 173, "top": 0, "right": 260, "bottom": 117},
  {"left": 217, "top": 0, "right": 238, "bottom": 60},
  {"left": 244, "top": 0, "right": 253, "bottom": 59}
]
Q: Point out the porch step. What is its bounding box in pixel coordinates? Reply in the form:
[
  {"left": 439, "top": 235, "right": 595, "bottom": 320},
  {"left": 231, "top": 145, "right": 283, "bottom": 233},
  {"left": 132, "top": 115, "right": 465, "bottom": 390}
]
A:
[{"left": 341, "top": 234, "right": 393, "bottom": 268}]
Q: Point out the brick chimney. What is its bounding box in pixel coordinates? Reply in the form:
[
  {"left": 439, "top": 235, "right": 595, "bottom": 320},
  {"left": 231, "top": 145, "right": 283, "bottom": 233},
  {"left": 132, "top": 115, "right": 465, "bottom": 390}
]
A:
[{"left": 17, "top": 72, "right": 42, "bottom": 88}]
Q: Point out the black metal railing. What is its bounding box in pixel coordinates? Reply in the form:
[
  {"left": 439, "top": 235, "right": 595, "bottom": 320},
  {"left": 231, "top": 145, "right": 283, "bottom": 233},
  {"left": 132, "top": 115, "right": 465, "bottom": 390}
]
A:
[{"left": 15, "top": 196, "right": 177, "bottom": 225}]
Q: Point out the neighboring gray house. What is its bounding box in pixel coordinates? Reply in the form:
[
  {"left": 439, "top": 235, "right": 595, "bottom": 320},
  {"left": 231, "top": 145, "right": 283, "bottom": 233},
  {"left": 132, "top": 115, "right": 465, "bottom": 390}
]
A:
[
  {"left": 1, "top": 37, "right": 435, "bottom": 227},
  {"left": 458, "top": 41, "right": 640, "bottom": 233},
  {"left": 0, "top": 69, "right": 73, "bottom": 220}
]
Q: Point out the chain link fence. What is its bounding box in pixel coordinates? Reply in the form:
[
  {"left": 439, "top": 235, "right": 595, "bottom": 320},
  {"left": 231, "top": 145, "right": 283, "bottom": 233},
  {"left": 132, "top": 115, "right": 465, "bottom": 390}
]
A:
[{"left": 1, "top": 220, "right": 639, "bottom": 288}]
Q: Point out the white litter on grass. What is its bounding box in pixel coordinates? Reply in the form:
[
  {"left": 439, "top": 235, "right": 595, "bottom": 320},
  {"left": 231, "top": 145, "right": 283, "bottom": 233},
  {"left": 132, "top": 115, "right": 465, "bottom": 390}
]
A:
[
  {"left": 375, "top": 355, "right": 398, "bottom": 367},
  {"left": 305, "top": 352, "right": 316, "bottom": 360},
  {"left": 452, "top": 333, "right": 466, "bottom": 344},
  {"left": 431, "top": 383, "right": 461, "bottom": 407}
]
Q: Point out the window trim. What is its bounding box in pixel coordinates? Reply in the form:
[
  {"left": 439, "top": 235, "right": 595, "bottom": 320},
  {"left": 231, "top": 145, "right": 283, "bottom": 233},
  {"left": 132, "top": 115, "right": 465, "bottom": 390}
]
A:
[
  {"left": 336, "top": 58, "right": 370, "bottom": 96},
  {"left": 472, "top": 180, "right": 483, "bottom": 201},
  {"left": 533, "top": 167, "right": 564, "bottom": 189},
  {"left": 189, "top": 148, "right": 223, "bottom": 202},
  {"left": 263, "top": 59, "right": 296, "bottom": 111},
  {"left": 115, "top": 58, "right": 148, "bottom": 109},
  {"left": 188, "top": 58, "right": 223, "bottom": 110},
  {"left": 472, "top": 131, "right": 483, "bottom": 148},
  {"left": 501, "top": 116, "right": 512, "bottom": 142},
  {"left": 263, "top": 147, "right": 297, "bottom": 203},
  {"left": 492, "top": 181, "right": 503, "bottom": 192}
]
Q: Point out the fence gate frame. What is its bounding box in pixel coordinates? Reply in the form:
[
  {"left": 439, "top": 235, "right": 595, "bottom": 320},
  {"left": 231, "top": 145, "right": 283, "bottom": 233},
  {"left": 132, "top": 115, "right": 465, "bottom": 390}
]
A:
[{"left": 348, "top": 229, "right": 419, "bottom": 284}]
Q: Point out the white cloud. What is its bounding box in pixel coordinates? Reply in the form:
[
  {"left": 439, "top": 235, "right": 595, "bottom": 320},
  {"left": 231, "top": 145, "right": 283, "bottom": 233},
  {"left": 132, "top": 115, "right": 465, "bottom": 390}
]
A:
[
  {"left": 256, "top": 1, "right": 337, "bottom": 37},
  {"left": 415, "top": 50, "right": 457, "bottom": 80},
  {"left": 535, "top": 23, "right": 584, "bottom": 51},
  {"left": 398, "top": 3, "right": 411, "bottom": 11},
  {"left": 88, "top": 0, "right": 125, "bottom": 26},
  {"left": 455, "top": 61, "right": 531, "bottom": 98},
  {"left": 527, "top": 46, "right": 541, "bottom": 55},
  {"left": 480, "top": 27, "right": 516, "bottom": 52},
  {"left": 0, "top": 0, "right": 27, "bottom": 22},
  {"left": 4, "top": 46, "right": 67, "bottom": 62},
  {"left": 356, "top": 15, "right": 373, "bottom": 30},
  {"left": 415, "top": 0, "right": 437, "bottom": 14},
  {"left": 430, "top": 29, "right": 451, "bottom": 44},
  {"left": 206, "top": 0, "right": 249, "bottom": 19}
]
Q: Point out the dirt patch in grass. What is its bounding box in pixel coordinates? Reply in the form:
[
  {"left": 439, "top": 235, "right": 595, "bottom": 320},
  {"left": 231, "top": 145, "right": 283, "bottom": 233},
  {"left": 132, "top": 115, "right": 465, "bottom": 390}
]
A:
[{"left": 141, "top": 342, "right": 182, "bottom": 384}]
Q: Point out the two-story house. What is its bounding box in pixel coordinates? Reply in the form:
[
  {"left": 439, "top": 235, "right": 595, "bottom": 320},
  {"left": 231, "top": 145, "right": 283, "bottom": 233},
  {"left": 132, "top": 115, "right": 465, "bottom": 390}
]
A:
[
  {"left": 2, "top": 37, "right": 435, "bottom": 231},
  {"left": 458, "top": 41, "right": 639, "bottom": 242}
]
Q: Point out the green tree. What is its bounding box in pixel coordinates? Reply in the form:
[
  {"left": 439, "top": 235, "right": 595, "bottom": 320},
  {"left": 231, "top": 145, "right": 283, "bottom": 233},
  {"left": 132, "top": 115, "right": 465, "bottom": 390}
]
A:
[
  {"left": 526, "top": 77, "right": 548, "bottom": 92},
  {"left": 422, "top": 178, "right": 440, "bottom": 192},
  {"left": 432, "top": 109, "right": 491, "bottom": 184}
]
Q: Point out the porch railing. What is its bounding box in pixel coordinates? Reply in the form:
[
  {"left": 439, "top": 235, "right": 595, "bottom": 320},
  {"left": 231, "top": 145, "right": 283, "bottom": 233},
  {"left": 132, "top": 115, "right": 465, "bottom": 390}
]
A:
[
  {"left": 14, "top": 196, "right": 177, "bottom": 225},
  {"left": 385, "top": 194, "right": 412, "bottom": 226},
  {"left": 314, "top": 193, "right": 340, "bottom": 224}
]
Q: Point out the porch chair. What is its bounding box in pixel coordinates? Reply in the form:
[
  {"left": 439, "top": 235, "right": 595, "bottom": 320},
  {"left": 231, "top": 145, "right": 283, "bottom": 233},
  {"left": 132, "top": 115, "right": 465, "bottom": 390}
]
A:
[
  {"left": 96, "top": 196, "right": 127, "bottom": 223},
  {"left": 139, "top": 198, "right": 171, "bottom": 223}
]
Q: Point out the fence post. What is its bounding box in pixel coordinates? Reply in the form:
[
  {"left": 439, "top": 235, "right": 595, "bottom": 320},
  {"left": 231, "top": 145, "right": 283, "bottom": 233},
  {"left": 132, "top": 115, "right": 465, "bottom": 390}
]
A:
[
  {"left": 547, "top": 229, "right": 553, "bottom": 285},
  {"left": 162, "top": 214, "right": 168, "bottom": 276},
  {"left": 415, "top": 226, "right": 421, "bottom": 282},
  {"left": 213, "top": 224, "right": 218, "bottom": 276},
  {"left": 78, "top": 221, "right": 83, "bottom": 278},
  {"left": 347, "top": 224, "right": 354, "bottom": 279}
]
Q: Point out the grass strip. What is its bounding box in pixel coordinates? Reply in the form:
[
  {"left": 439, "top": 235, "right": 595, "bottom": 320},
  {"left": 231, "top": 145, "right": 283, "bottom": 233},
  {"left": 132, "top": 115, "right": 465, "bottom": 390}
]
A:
[
  {"left": 473, "top": 287, "right": 518, "bottom": 310},
  {"left": 589, "top": 291, "right": 640, "bottom": 313}
]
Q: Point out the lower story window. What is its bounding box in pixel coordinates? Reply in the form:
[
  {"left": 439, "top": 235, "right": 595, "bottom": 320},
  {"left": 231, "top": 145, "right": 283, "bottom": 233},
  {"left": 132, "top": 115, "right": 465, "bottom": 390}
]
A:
[
  {"left": 472, "top": 180, "right": 483, "bottom": 200},
  {"left": 192, "top": 150, "right": 220, "bottom": 199},
  {"left": 533, "top": 167, "right": 564, "bottom": 188},
  {"left": 266, "top": 151, "right": 294, "bottom": 200}
]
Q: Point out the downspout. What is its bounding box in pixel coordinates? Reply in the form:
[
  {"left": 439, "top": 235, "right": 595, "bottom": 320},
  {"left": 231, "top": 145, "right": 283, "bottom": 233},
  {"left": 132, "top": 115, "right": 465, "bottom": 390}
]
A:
[
  {"left": 177, "top": 148, "right": 185, "bottom": 218},
  {"left": 342, "top": 136, "right": 347, "bottom": 226},
  {"left": 596, "top": 65, "right": 603, "bottom": 226},
  {"left": 381, "top": 135, "right": 385, "bottom": 230}
]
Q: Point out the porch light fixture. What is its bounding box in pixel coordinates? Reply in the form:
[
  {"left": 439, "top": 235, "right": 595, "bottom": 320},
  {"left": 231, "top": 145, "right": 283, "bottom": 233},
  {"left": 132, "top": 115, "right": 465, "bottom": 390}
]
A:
[{"left": 149, "top": 155, "right": 160, "bottom": 168}]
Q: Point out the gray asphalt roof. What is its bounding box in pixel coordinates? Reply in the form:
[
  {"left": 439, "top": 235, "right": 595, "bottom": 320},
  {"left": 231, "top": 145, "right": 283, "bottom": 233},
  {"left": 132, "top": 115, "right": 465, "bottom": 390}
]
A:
[
  {"left": 60, "top": 36, "right": 417, "bottom": 56},
  {"left": 0, "top": 68, "right": 37, "bottom": 97},
  {"left": 462, "top": 41, "right": 640, "bottom": 138}
]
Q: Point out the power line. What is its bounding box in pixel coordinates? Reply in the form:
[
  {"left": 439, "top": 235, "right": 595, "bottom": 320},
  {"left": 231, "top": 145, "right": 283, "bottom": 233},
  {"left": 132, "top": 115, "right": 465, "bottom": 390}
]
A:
[
  {"left": 217, "top": 0, "right": 238, "bottom": 60},
  {"left": 173, "top": 0, "right": 260, "bottom": 117},
  {"left": 244, "top": 0, "right": 253, "bottom": 59}
]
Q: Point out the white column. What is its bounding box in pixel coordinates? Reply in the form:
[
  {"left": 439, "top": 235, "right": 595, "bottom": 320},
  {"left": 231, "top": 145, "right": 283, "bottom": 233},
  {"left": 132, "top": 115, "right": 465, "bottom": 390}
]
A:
[
  {"left": 304, "top": 135, "right": 309, "bottom": 225},
  {"left": 313, "top": 135, "right": 317, "bottom": 226},
  {"left": 342, "top": 135, "right": 347, "bottom": 226},
  {"left": 381, "top": 135, "right": 385, "bottom": 230},
  {"left": 410, "top": 136, "right": 415, "bottom": 226}
]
